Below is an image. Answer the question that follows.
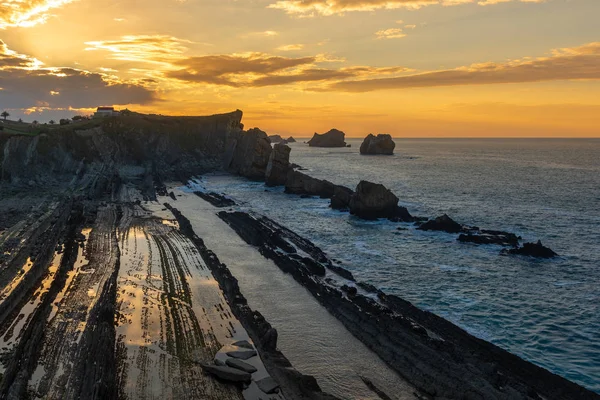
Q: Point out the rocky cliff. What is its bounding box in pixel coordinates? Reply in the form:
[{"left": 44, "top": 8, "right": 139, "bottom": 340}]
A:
[
  {"left": 360, "top": 134, "right": 395, "bottom": 155},
  {"left": 0, "top": 110, "right": 255, "bottom": 191},
  {"left": 307, "top": 129, "right": 346, "bottom": 147}
]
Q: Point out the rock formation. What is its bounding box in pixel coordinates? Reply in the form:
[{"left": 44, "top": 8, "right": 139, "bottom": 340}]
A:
[
  {"left": 268, "top": 134, "right": 284, "bottom": 143},
  {"left": 224, "top": 127, "right": 272, "bottom": 181},
  {"left": 286, "top": 136, "right": 296, "bottom": 143},
  {"left": 330, "top": 185, "right": 354, "bottom": 210},
  {"left": 418, "top": 214, "right": 463, "bottom": 233},
  {"left": 285, "top": 171, "right": 336, "bottom": 198},
  {"left": 360, "top": 134, "right": 395, "bottom": 155},
  {"left": 265, "top": 143, "right": 291, "bottom": 186},
  {"left": 348, "top": 181, "right": 399, "bottom": 220},
  {"left": 307, "top": 129, "right": 346, "bottom": 147},
  {"left": 502, "top": 240, "right": 558, "bottom": 258}
]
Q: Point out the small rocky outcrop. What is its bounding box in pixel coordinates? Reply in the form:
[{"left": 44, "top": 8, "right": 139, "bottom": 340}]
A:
[
  {"left": 265, "top": 143, "right": 291, "bottom": 187},
  {"left": 330, "top": 185, "right": 354, "bottom": 210},
  {"left": 458, "top": 229, "right": 520, "bottom": 247},
  {"left": 418, "top": 214, "right": 463, "bottom": 233},
  {"left": 286, "top": 136, "right": 296, "bottom": 143},
  {"left": 348, "top": 181, "right": 399, "bottom": 220},
  {"left": 502, "top": 240, "right": 558, "bottom": 258},
  {"left": 268, "top": 134, "right": 284, "bottom": 143},
  {"left": 360, "top": 134, "right": 395, "bottom": 155},
  {"left": 224, "top": 127, "right": 272, "bottom": 181},
  {"left": 285, "top": 171, "right": 335, "bottom": 198},
  {"left": 307, "top": 129, "right": 346, "bottom": 147}
]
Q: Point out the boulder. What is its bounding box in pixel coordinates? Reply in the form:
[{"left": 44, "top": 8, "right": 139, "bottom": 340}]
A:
[
  {"left": 268, "top": 134, "right": 284, "bottom": 143},
  {"left": 200, "top": 364, "right": 252, "bottom": 383},
  {"left": 330, "top": 185, "right": 354, "bottom": 210},
  {"left": 502, "top": 240, "right": 558, "bottom": 258},
  {"left": 458, "top": 229, "right": 520, "bottom": 247},
  {"left": 286, "top": 136, "right": 296, "bottom": 143},
  {"left": 360, "top": 134, "right": 395, "bottom": 155},
  {"left": 224, "top": 127, "right": 272, "bottom": 180},
  {"left": 418, "top": 214, "right": 463, "bottom": 233},
  {"left": 265, "top": 143, "right": 291, "bottom": 186},
  {"left": 285, "top": 171, "right": 335, "bottom": 198},
  {"left": 307, "top": 129, "right": 346, "bottom": 147},
  {"left": 226, "top": 350, "right": 257, "bottom": 360},
  {"left": 349, "top": 181, "right": 399, "bottom": 220},
  {"left": 225, "top": 358, "right": 257, "bottom": 373},
  {"left": 232, "top": 340, "right": 254, "bottom": 349},
  {"left": 256, "top": 377, "right": 280, "bottom": 394}
]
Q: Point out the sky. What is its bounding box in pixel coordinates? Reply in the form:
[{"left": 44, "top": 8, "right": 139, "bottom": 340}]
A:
[{"left": 0, "top": 0, "right": 599, "bottom": 137}]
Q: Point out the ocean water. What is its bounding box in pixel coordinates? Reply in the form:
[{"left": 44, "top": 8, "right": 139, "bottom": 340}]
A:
[{"left": 201, "top": 138, "right": 600, "bottom": 393}]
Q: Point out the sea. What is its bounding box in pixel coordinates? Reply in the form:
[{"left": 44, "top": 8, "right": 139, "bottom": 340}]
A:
[{"left": 199, "top": 138, "right": 600, "bottom": 394}]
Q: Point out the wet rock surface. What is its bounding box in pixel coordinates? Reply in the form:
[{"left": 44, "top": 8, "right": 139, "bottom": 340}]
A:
[
  {"left": 502, "top": 240, "right": 558, "bottom": 258},
  {"left": 307, "top": 129, "right": 346, "bottom": 147},
  {"left": 418, "top": 214, "right": 463, "bottom": 233},
  {"left": 360, "top": 134, "right": 395, "bottom": 155},
  {"left": 194, "top": 191, "right": 236, "bottom": 207},
  {"left": 349, "top": 180, "right": 412, "bottom": 221},
  {"left": 217, "top": 210, "right": 597, "bottom": 400}
]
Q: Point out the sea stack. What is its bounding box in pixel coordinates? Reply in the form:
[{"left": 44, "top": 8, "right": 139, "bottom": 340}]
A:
[
  {"left": 268, "top": 134, "right": 284, "bottom": 143},
  {"left": 265, "top": 143, "right": 291, "bottom": 186},
  {"left": 360, "top": 134, "right": 395, "bottom": 155},
  {"left": 349, "top": 180, "right": 399, "bottom": 219},
  {"left": 307, "top": 129, "right": 346, "bottom": 147}
]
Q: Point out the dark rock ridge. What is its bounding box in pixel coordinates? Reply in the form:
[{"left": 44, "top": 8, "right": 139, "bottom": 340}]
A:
[
  {"left": 285, "top": 170, "right": 336, "bottom": 198},
  {"left": 349, "top": 180, "right": 412, "bottom": 221},
  {"left": 360, "top": 134, "right": 395, "bottom": 155},
  {"left": 193, "top": 191, "right": 236, "bottom": 208},
  {"left": 502, "top": 240, "right": 558, "bottom": 258},
  {"left": 165, "top": 204, "right": 339, "bottom": 400},
  {"left": 217, "top": 210, "right": 598, "bottom": 400},
  {"left": 330, "top": 185, "right": 354, "bottom": 210},
  {"left": 458, "top": 229, "right": 520, "bottom": 247},
  {"left": 307, "top": 129, "right": 346, "bottom": 147},
  {"left": 286, "top": 136, "right": 296, "bottom": 143},
  {"left": 265, "top": 143, "right": 291, "bottom": 187}
]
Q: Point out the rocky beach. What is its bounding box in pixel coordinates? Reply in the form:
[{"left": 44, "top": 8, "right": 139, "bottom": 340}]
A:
[{"left": 0, "top": 111, "right": 598, "bottom": 400}]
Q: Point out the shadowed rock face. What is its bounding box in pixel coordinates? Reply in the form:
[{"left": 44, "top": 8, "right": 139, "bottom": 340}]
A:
[
  {"left": 502, "top": 240, "right": 558, "bottom": 258},
  {"left": 360, "top": 134, "right": 395, "bottom": 155},
  {"left": 349, "top": 180, "right": 399, "bottom": 219},
  {"left": 286, "top": 137, "right": 296, "bottom": 143},
  {"left": 268, "top": 134, "right": 284, "bottom": 143},
  {"left": 285, "top": 170, "right": 336, "bottom": 198},
  {"left": 1, "top": 110, "right": 245, "bottom": 188},
  {"left": 330, "top": 185, "right": 354, "bottom": 210},
  {"left": 265, "top": 143, "right": 291, "bottom": 187},
  {"left": 307, "top": 129, "right": 346, "bottom": 147},
  {"left": 224, "top": 127, "right": 272, "bottom": 181},
  {"left": 418, "top": 214, "right": 463, "bottom": 233}
]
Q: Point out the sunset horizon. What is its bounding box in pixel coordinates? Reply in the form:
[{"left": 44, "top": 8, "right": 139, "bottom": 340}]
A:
[{"left": 1, "top": 0, "right": 599, "bottom": 137}]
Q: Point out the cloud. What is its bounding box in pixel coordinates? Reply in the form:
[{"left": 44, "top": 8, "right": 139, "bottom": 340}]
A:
[
  {"left": 267, "top": 0, "right": 544, "bottom": 16},
  {"left": 0, "top": 40, "right": 155, "bottom": 109},
  {"left": 320, "top": 42, "right": 600, "bottom": 92},
  {"left": 85, "top": 35, "right": 192, "bottom": 66},
  {"left": 167, "top": 52, "right": 409, "bottom": 87},
  {"left": 375, "top": 28, "right": 406, "bottom": 39},
  {"left": 0, "top": 0, "right": 76, "bottom": 29},
  {"left": 242, "top": 30, "right": 279, "bottom": 38},
  {"left": 277, "top": 44, "right": 305, "bottom": 51}
]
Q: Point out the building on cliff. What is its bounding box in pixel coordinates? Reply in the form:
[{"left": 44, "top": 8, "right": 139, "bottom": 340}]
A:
[{"left": 93, "top": 106, "right": 120, "bottom": 118}]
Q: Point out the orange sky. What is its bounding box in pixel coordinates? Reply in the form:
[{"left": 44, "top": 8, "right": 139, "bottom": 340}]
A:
[{"left": 1, "top": 0, "right": 599, "bottom": 137}]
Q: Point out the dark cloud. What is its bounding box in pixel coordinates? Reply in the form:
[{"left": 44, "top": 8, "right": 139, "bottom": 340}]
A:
[
  {"left": 0, "top": 41, "right": 155, "bottom": 109},
  {"left": 320, "top": 42, "right": 600, "bottom": 92}
]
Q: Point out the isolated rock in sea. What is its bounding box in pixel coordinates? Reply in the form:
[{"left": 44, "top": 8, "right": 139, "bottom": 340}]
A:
[
  {"left": 256, "top": 376, "right": 281, "bottom": 394},
  {"left": 458, "top": 229, "right": 520, "bottom": 247},
  {"left": 226, "top": 350, "right": 257, "bottom": 360},
  {"left": 307, "top": 129, "right": 346, "bottom": 147},
  {"left": 200, "top": 364, "right": 252, "bottom": 383},
  {"left": 265, "top": 143, "right": 291, "bottom": 187},
  {"left": 418, "top": 214, "right": 463, "bottom": 233},
  {"left": 330, "top": 185, "right": 354, "bottom": 210},
  {"left": 349, "top": 180, "right": 399, "bottom": 219},
  {"left": 502, "top": 240, "right": 558, "bottom": 258},
  {"left": 286, "top": 136, "right": 297, "bottom": 143},
  {"left": 285, "top": 170, "right": 335, "bottom": 198},
  {"left": 360, "top": 134, "right": 395, "bottom": 155},
  {"left": 224, "top": 127, "right": 272, "bottom": 180},
  {"left": 225, "top": 358, "right": 258, "bottom": 373},
  {"left": 268, "top": 134, "right": 284, "bottom": 143}
]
